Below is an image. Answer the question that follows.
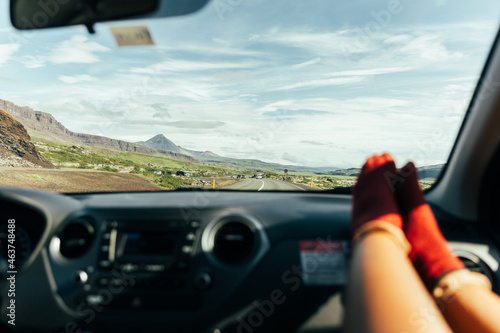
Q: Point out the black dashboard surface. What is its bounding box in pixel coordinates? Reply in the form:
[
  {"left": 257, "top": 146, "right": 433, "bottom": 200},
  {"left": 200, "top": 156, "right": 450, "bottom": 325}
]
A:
[
  {"left": 0, "top": 188, "right": 497, "bottom": 333},
  {"left": 0, "top": 189, "right": 351, "bottom": 333}
]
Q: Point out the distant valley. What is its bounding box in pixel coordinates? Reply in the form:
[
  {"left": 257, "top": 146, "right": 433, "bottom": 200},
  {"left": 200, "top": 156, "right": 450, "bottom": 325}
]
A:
[
  {"left": 0, "top": 98, "right": 444, "bottom": 178},
  {"left": 0, "top": 99, "right": 343, "bottom": 174}
]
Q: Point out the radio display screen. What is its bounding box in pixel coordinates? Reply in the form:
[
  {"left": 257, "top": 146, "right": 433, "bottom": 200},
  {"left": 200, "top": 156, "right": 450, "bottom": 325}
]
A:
[{"left": 121, "top": 231, "right": 177, "bottom": 255}]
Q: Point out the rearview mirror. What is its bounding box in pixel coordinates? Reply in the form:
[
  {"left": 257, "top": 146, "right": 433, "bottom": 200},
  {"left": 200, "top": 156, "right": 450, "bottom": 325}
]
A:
[{"left": 10, "top": 0, "right": 211, "bottom": 32}]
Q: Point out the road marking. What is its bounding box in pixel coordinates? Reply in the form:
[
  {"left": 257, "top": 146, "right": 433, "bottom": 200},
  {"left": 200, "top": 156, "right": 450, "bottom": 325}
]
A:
[{"left": 258, "top": 180, "right": 265, "bottom": 191}]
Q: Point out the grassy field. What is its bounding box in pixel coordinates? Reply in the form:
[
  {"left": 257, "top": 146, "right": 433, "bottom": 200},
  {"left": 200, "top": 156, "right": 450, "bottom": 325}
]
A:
[
  {"left": 34, "top": 142, "right": 244, "bottom": 190},
  {"left": 284, "top": 175, "right": 357, "bottom": 190},
  {"left": 33, "top": 141, "right": 436, "bottom": 192},
  {"left": 284, "top": 174, "right": 436, "bottom": 190}
]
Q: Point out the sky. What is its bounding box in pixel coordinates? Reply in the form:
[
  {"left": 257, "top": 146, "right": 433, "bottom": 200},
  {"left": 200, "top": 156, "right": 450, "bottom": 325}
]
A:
[{"left": 1, "top": 0, "right": 500, "bottom": 169}]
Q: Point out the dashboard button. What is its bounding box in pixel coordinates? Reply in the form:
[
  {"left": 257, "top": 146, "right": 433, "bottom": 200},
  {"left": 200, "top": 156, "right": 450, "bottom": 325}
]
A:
[
  {"left": 97, "top": 277, "right": 110, "bottom": 287},
  {"left": 186, "top": 232, "right": 195, "bottom": 241},
  {"left": 181, "top": 245, "right": 193, "bottom": 254},
  {"left": 98, "top": 260, "right": 112, "bottom": 269},
  {"left": 190, "top": 221, "right": 200, "bottom": 228},
  {"left": 194, "top": 272, "right": 212, "bottom": 291},
  {"left": 143, "top": 264, "right": 166, "bottom": 272},
  {"left": 110, "top": 278, "right": 134, "bottom": 288},
  {"left": 86, "top": 294, "right": 104, "bottom": 306},
  {"left": 119, "top": 263, "right": 140, "bottom": 272},
  {"left": 73, "top": 271, "right": 89, "bottom": 286}
]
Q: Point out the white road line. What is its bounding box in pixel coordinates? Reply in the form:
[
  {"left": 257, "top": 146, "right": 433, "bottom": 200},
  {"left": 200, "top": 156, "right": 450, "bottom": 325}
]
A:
[{"left": 258, "top": 180, "right": 265, "bottom": 191}]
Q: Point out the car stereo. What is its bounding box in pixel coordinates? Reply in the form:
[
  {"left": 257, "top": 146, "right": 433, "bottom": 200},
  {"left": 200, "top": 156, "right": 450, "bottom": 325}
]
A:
[
  {"left": 97, "top": 219, "right": 200, "bottom": 276},
  {"left": 69, "top": 219, "right": 206, "bottom": 311}
]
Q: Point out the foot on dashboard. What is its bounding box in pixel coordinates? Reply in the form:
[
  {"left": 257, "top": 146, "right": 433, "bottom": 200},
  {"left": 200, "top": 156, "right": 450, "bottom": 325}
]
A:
[
  {"left": 395, "top": 161, "right": 464, "bottom": 289},
  {"left": 351, "top": 153, "right": 403, "bottom": 238}
]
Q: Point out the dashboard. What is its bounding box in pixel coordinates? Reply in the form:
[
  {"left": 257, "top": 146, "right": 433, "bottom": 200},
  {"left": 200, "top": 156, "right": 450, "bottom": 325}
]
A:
[{"left": 0, "top": 187, "right": 497, "bottom": 333}]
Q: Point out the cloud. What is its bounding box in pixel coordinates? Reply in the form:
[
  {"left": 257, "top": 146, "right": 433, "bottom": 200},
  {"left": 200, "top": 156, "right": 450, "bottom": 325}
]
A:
[
  {"left": 325, "top": 67, "right": 413, "bottom": 77},
  {"left": 300, "top": 140, "right": 326, "bottom": 146},
  {"left": 274, "top": 76, "right": 367, "bottom": 91},
  {"left": 249, "top": 29, "right": 377, "bottom": 56},
  {"left": 292, "top": 58, "right": 321, "bottom": 69},
  {"left": 17, "top": 55, "right": 46, "bottom": 68},
  {"left": 397, "top": 35, "right": 464, "bottom": 62},
  {"left": 260, "top": 97, "right": 411, "bottom": 116},
  {"left": 0, "top": 43, "right": 21, "bottom": 66},
  {"left": 262, "top": 109, "right": 329, "bottom": 117},
  {"left": 7, "top": 35, "right": 110, "bottom": 68},
  {"left": 158, "top": 43, "right": 264, "bottom": 57},
  {"left": 251, "top": 26, "right": 466, "bottom": 71},
  {"left": 3, "top": 1, "right": 494, "bottom": 169},
  {"left": 58, "top": 74, "right": 99, "bottom": 84},
  {"left": 282, "top": 152, "right": 310, "bottom": 166},
  {"left": 48, "top": 35, "right": 110, "bottom": 64},
  {"left": 164, "top": 121, "right": 226, "bottom": 129},
  {"left": 150, "top": 104, "right": 172, "bottom": 120},
  {"left": 130, "top": 120, "right": 226, "bottom": 129},
  {"left": 129, "top": 58, "right": 262, "bottom": 74},
  {"left": 300, "top": 140, "right": 346, "bottom": 150}
]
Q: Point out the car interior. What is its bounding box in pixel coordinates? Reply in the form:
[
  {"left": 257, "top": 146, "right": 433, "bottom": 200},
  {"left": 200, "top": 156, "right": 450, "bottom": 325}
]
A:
[{"left": 2, "top": 1, "right": 500, "bottom": 332}]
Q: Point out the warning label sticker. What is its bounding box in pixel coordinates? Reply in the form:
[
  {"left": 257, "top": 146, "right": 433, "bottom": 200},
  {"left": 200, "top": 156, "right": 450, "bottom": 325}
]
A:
[{"left": 299, "top": 240, "right": 348, "bottom": 286}]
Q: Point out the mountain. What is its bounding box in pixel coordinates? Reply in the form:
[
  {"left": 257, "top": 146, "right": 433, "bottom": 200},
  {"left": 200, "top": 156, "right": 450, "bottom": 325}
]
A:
[
  {"left": 0, "top": 100, "right": 444, "bottom": 176},
  {"left": 136, "top": 134, "right": 192, "bottom": 156},
  {"left": 317, "top": 164, "right": 445, "bottom": 179},
  {"left": 0, "top": 99, "right": 341, "bottom": 173},
  {"left": 136, "top": 134, "right": 222, "bottom": 158},
  {"left": 0, "top": 109, "right": 54, "bottom": 168},
  {"left": 195, "top": 151, "right": 220, "bottom": 158},
  {"left": 136, "top": 134, "right": 341, "bottom": 173},
  {"left": 0, "top": 99, "right": 199, "bottom": 163},
  {"left": 417, "top": 164, "right": 444, "bottom": 179},
  {"left": 316, "top": 168, "right": 361, "bottom": 177}
]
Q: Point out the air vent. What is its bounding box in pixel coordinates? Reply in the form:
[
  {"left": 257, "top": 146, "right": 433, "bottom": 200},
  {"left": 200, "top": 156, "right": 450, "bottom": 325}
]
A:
[
  {"left": 213, "top": 222, "right": 255, "bottom": 263},
  {"left": 460, "top": 257, "right": 484, "bottom": 274},
  {"left": 457, "top": 255, "right": 495, "bottom": 288},
  {"left": 59, "top": 219, "right": 95, "bottom": 259}
]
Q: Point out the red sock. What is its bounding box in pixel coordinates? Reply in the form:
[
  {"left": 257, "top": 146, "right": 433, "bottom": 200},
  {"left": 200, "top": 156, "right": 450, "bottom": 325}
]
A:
[
  {"left": 352, "top": 153, "right": 402, "bottom": 238},
  {"left": 396, "top": 162, "right": 464, "bottom": 289}
]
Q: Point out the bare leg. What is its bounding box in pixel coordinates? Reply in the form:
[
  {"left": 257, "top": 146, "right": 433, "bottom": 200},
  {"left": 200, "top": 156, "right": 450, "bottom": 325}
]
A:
[
  {"left": 347, "top": 154, "right": 450, "bottom": 332},
  {"left": 394, "top": 162, "right": 500, "bottom": 331},
  {"left": 343, "top": 232, "right": 452, "bottom": 333},
  {"left": 440, "top": 281, "right": 500, "bottom": 333}
]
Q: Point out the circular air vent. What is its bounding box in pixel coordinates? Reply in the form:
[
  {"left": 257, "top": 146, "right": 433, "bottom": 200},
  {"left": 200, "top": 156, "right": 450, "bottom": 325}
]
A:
[
  {"left": 59, "top": 219, "right": 95, "bottom": 259},
  {"left": 213, "top": 221, "right": 255, "bottom": 263},
  {"left": 457, "top": 254, "right": 496, "bottom": 288}
]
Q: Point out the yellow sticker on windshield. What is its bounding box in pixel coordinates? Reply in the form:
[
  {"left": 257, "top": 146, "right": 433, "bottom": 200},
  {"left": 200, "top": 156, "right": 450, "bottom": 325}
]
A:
[{"left": 110, "top": 26, "right": 155, "bottom": 47}]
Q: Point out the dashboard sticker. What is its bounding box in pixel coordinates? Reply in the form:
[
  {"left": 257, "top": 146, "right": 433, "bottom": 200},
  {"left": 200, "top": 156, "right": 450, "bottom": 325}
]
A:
[{"left": 299, "top": 240, "right": 348, "bottom": 286}]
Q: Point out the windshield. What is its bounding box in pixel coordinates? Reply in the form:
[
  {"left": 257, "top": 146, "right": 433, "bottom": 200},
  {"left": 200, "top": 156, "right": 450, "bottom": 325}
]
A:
[{"left": 1, "top": 0, "right": 499, "bottom": 193}]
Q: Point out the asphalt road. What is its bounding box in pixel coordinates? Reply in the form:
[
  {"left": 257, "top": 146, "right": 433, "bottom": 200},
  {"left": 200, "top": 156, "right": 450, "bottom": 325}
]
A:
[{"left": 221, "top": 178, "right": 315, "bottom": 191}]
